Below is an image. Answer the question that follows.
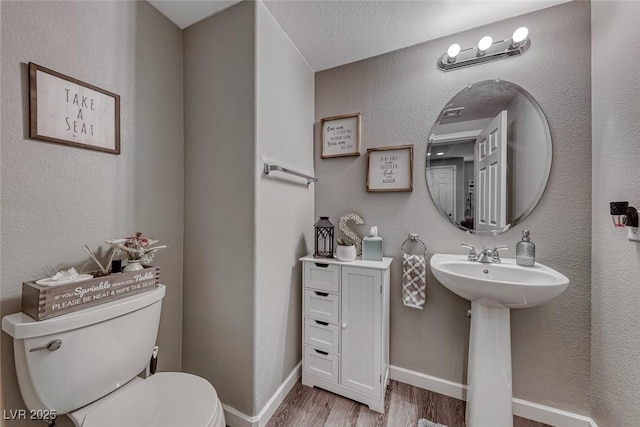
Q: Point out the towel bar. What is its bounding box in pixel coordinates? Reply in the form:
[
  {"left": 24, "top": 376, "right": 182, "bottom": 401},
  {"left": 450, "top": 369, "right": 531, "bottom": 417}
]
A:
[{"left": 263, "top": 163, "right": 317, "bottom": 186}]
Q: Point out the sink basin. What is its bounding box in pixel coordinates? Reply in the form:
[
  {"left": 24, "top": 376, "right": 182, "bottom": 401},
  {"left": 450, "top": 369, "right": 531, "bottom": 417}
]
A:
[{"left": 430, "top": 254, "right": 569, "bottom": 309}]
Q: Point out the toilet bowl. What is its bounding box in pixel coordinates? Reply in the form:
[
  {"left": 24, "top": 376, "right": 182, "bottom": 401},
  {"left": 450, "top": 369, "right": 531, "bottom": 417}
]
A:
[{"left": 2, "top": 285, "right": 225, "bottom": 427}]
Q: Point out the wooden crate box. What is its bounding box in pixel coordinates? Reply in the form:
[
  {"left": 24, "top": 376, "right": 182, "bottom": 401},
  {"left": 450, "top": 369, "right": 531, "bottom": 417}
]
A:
[{"left": 22, "top": 266, "right": 160, "bottom": 321}]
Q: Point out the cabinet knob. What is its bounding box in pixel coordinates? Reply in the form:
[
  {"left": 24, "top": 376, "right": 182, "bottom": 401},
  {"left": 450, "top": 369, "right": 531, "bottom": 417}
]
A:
[{"left": 342, "top": 323, "right": 347, "bottom": 330}]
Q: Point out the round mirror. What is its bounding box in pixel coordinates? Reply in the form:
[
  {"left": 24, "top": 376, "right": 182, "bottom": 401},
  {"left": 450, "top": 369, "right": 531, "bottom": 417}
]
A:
[{"left": 426, "top": 80, "right": 551, "bottom": 234}]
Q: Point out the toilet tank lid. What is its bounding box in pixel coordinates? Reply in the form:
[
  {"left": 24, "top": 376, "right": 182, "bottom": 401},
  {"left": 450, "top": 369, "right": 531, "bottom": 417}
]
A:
[{"left": 2, "top": 285, "right": 165, "bottom": 339}]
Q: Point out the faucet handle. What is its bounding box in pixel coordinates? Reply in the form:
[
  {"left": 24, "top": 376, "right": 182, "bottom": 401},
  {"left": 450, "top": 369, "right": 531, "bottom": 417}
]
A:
[
  {"left": 461, "top": 243, "right": 478, "bottom": 261},
  {"left": 491, "top": 245, "right": 509, "bottom": 263},
  {"left": 461, "top": 243, "right": 476, "bottom": 253}
]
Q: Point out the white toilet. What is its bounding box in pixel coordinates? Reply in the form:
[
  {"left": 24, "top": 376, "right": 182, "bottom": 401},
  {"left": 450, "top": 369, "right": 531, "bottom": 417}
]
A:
[{"left": 2, "top": 284, "right": 225, "bottom": 427}]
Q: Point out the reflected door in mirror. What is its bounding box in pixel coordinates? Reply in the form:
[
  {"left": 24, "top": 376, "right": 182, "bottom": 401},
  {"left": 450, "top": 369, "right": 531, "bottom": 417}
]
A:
[
  {"left": 428, "top": 166, "right": 457, "bottom": 221},
  {"left": 475, "top": 110, "right": 507, "bottom": 231}
]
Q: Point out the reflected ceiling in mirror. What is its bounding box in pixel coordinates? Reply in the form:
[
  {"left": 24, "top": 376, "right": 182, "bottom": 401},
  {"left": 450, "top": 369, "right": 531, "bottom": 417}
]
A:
[{"left": 426, "top": 80, "right": 551, "bottom": 234}]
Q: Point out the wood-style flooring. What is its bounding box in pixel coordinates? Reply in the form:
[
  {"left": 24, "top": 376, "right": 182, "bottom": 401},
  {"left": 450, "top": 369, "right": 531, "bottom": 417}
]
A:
[{"left": 266, "top": 380, "right": 552, "bottom": 427}]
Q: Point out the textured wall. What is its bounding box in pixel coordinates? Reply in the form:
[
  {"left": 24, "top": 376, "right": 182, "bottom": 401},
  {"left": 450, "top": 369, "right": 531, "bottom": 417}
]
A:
[
  {"left": 183, "top": 1, "right": 315, "bottom": 417},
  {"left": 0, "top": 1, "right": 184, "bottom": 425},
  {"left": 315, "top": 1, "right": 591, "bottom": 414},
  {"left": 182, "top": 1, "right": 256, "bottom": 416},
  {"left": 254, "top": 1, "right": 315, "bottom": 414},
  {"left": 591, "top": 2, "right": 640, "bottom": 425}
]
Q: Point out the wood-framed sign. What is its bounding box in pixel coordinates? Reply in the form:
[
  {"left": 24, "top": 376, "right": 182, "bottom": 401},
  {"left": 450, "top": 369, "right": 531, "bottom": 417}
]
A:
[
  {"left": 366, "top": 145, "right": 414, "bottom": 192},
  {"left": 321, "top": 113, "right": 361, "bottom": 158},
  {"left": 29, "top": 62, "right": 121, "bottom": 154}
]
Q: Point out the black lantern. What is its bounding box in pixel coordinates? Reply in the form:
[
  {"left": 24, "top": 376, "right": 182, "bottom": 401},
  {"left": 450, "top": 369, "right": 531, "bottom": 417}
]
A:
[{"left": 314, "top": 216, "right": 334, "bottom": 258}]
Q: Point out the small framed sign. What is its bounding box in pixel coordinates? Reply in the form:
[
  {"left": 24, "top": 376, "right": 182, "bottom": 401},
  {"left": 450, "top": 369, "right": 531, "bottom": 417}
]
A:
[
  {"left": 321, "top": 113, "right": 361, "bottom": 158},
  {"left": 366, "top": 145, "right": 414, "bottom": 192},
  {"left": 29, "top": 62, "right": 121, "bottom": 154}
]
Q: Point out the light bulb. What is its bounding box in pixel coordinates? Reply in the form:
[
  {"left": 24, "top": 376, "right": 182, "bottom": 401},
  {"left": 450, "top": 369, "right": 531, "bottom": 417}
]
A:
[
  {"left": 447, "top": 43, "right": 461, "bottom": 60},
  {"left": 477, "top": 36, "right": 493, "bottom": 53},
  {"left": 512, "top": 27, "right": 529, "bottom": 45}
]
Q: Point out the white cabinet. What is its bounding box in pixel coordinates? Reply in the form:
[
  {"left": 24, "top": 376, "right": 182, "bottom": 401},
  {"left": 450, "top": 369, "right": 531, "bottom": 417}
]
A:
[{"left": 300, "top": 255, "right": 392, "bottom": 413}]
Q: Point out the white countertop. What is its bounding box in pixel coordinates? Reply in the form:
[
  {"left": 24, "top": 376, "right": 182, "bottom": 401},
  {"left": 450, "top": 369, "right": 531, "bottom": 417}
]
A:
[{"left": 300, "top": 254, "right": 393, "bottom": 270}]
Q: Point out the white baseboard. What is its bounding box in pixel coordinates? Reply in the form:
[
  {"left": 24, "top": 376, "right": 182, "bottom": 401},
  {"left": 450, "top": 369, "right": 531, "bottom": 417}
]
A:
[
  {"left": 222, "top": 404, "right": 254, "bottom": 427},
  {"left": 257, "top": 362, "right": 301, "bottom": 427},
  {"left": 389, "top": 365, "right": 467, "bottom": 401},
  {"left": 512, "top": 398, "right": 593, "bottom": 427},
  {"left": 389, "top": 365, "right": 594, "bottom": 427},
  {"left": 222, "top": 362, "right": 301, "bottom": 427}
]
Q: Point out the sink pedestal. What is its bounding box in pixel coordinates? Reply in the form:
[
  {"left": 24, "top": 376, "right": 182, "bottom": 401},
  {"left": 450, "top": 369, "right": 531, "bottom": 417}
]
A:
[
  {"left": 467, "top": 301, "right": 513, "bottom": 427},
  {"left": 429, "top": 254, "right": 570, "bottom": 427}
]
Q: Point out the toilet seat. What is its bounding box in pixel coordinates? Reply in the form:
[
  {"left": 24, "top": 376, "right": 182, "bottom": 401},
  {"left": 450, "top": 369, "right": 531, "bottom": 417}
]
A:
[{"left": 78, "top": 373, "right": 224, "bottom": 427}]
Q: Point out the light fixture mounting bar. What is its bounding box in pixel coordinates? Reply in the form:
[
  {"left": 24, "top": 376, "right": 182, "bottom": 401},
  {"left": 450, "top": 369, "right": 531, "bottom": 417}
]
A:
[{"left": 438, "top": 38, "right": 530, "bottom": 72}]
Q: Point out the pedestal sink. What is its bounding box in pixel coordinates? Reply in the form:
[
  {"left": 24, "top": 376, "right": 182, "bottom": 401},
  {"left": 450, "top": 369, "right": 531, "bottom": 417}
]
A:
[{"left": 430, "top": 254, "right": 569, "bottom": 427}]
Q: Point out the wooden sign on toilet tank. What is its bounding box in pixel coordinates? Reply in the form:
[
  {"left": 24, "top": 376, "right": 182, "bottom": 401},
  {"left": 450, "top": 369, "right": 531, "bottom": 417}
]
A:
[{"left": 22, "top": 266, "right": 160, "bottom": 320}]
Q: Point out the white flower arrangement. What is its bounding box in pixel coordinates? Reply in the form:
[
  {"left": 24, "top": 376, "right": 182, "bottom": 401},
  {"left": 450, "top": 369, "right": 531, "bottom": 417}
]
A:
[{"left": 106, "top": 232, "right": 167, "bottom": 264}]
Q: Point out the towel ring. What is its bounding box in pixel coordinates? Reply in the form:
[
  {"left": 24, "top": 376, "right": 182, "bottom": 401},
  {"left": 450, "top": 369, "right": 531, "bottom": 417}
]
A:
[{"left": 401, "top": 234, "right": 427, "bottom": 256}]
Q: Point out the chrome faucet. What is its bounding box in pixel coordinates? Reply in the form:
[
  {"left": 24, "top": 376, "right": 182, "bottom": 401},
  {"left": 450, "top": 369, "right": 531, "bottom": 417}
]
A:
[{"left": 461, "top": 244, "right": 508, "bottom": 263}]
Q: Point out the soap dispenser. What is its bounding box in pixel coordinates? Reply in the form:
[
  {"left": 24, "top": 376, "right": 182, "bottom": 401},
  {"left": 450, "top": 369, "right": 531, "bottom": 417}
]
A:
[
  {"left": 516, "top": 230, "right": 535, "bottom": 267},
  {"left": 362, "top": 226, "right": 383, "bottom": 261}
]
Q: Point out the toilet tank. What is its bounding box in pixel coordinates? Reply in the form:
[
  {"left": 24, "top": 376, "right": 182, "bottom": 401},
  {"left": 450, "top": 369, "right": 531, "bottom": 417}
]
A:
[{"left": 2, "top": 285, "right": 166, "bottom": 415}]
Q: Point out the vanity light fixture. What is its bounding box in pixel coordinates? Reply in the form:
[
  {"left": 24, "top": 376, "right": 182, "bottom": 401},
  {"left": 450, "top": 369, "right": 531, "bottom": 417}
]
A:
[
  {"left": 438, "top": 26, "right": 530, "bottom": 72},
  {"left": 436, "top": 152, "right": 445, "bottom": 156}
]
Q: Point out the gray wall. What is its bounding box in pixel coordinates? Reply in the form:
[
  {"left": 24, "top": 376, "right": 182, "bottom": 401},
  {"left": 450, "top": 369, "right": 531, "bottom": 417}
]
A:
[
  {"left": 591, "top": 2, "right": 640, "bottom": 425},
  {"left": 183, "top": 1, "right": 315, "bottom": 418},
  {"left": 315, "top": 1, "right": 591, "bottom": 414},
  {"left": 182, "top": 1, "right": 257, "bottom": 416},
  {"left": 254, "top": 1, "right": 315, "bottom": 413},
  {"left": 0, "top": 1, "right": 184, "bottom": 425}
]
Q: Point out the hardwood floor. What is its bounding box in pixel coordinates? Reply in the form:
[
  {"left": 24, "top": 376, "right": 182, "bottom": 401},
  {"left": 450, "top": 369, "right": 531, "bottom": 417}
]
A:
[{"left": 265, "top": 380, "right": 552, "bottom": 427}]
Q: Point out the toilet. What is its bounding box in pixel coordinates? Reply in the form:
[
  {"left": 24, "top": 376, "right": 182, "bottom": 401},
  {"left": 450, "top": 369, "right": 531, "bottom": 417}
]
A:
[{"left": 1, "top": 285, "right": 225, "bottom": 427}]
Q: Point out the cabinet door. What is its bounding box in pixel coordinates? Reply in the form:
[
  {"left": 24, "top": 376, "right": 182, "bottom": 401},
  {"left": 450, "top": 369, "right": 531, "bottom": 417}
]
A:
[{"left": 340, "top": 266, "right": 382, "bottom": 396}]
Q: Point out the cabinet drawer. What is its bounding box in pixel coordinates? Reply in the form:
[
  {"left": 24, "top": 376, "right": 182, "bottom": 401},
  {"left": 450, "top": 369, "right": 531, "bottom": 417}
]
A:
[
  {"left": 304, "top": 262, "right": 340, "bottom": 293},
  {"left": 304, "top": 290, "right": 340, "bottom": 324},
  {"left": 303, "top": 346, "right": 339, "bottom": 383},
  {"left": 304, "top": 317, "right": 340, "bottom": 354}
]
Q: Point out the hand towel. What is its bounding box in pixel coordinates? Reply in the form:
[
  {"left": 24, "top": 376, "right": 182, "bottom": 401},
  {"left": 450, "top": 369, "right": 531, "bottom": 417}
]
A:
[{"left": 402, "top": 253, "right": 426, "bottom": 309}]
